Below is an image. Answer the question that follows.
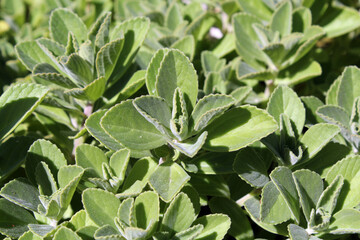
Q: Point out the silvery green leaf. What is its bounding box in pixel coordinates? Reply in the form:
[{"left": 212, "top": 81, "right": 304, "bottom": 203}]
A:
[
  {"left": 328, "top": 209, "right": 360, "bottom": 234},
  {"left": 110, "top": 149, "right": 130, "bottom": 183},
  {"left": 301, "top": 96, "right": 325, "bottom": 125},
  {"left": 33, "top": 63, "right": 78, "bottom": 89},
  {"left": 75, "top": 144, "right": 108, "bottom": 178},
  {"left": 149, "top": 162, "right": 190, "bottom": 202},
  {"left": 79, "top": 40, "right": 95, "bottom": 67},
  {"left": 185, "top": 12, "right": 219, "bottom": 43},
  {"left": 131, "top": 191, "right": 159, "bottom": 230},
  {"left": 36, "top": 162, "right": 58, "bottom": 196},
  {"left": 50, "top": 8, "right": 87, "bottom": 46},
  {"left": 88, "top": 12, "right": 112, "bottom": 49},
  {"left": 171, "top": 35, "right": 195, "bottom": 61},
  {"left": 61, "top": 53, "right": 93, "bottom": 86},
  {"left": 337, "top": 66, "right": 360, "bottom": 115},
  {"left": 170, "top": 88, "right": 189, "bottom": 141},
  {"left": 236, "top": 0, "right": 272, "bottom": 21},
  {"left": 53, "top": 227, "right": 81, "bottom": 240},
  {"left": 173, "top": 225, "right": 203, "bottom": 240},
  {"left": 94, "top": 225, "right": 123, "bottom": 239},
  {"left": 192, "top": 214, "right": 231, "bottom": 240},
  {"left": 270, "top": 0, "right": 292, "bottom": 37},
  {"left": 65, "top": 32, "right": 79, "bottom": 56},
  {"left": 65, "top": 76, "right": 106, "bottom": 102},
  {"left": 168, "top": 131, "right": 208, "bottom": 158},
  {"left": 118, "top": 198, "right": 134, "bottom": 228},
  {"left": 36, "top": 38, "right": 65, "bottom": 57},
  {"left": 190, "top": 94, "right": 235, "bottom": 133},
  {"left": 101, "top": 100, "right": 167, "bottom": 150},
  {"left": 201, "top": 51, "right": 226, "bottom": 76},
  {"left": 288, "top": 224, "right": 309, "bottom": 240}
]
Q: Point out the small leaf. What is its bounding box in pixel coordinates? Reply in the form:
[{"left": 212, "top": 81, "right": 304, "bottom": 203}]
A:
[
  {"left": 120, "top": 157, "right": 157, "bottom": 197},
  {"left": 0, "top": 83, "right": 49, "bottom": 140},
  {"left": 161, "top": 193, "right": 195, "bottom": 233},
  {"left": 118, "top": 198, "right": 134, "bottom": 228},
  {"left": 82, "top": 188, "right": 120, "bottom": 229},
  {"left": 201, "top": 51, "right": 226, "bottom": 76},
  {"left": 300, "top": 123, "right": 340, "bottom": 162},
  {"left": 267, "top": 85, "right": 305, "bottom": 135},
  {"left": 36, "top": 162, "right": 58, "bottom": 196},
  {"left": 293, "top": 170, "right": 323, "bottom": 222},
  {"left": 0, "top": 199, "right": 37, "bottom": 239},
  {"left": 190, "top": 94, "right": 234, "bottom": 132},
  {"left": 204, "top": 105, "right": 278, "bottom": 152},
  {"left": 173, "top": 225, "right": 203, "bottom": 240},
  {"left": 53, "top": 227, "right": 81, "bottom": 240},
  {"left": 171, "top": 35, "right": 195, "bottom": 61},
  {"left": 85, "top": 110, "right": 122, "bottom": 151},
  {"left": 0, "top": 178, "right": 41, "bottom": 212},
  {"left": 233, "top": 147, "right": 273, "bottom": 188},
  {"left": 132, "top": 191, "right": 159, "bottom": 231},
  {"left": 260, "top": 181, "right": 292, "bottom": 224},
  {"left": 50, "top": 8, "right": 87, "bottom": 45},
  {"left": 270, "top": 0, "right": 292, "bottom": 37},
  {"left": 109, "top": 149, "right": 130, "bottom": 181},
  {"left": 156, "top": 49, "right": 198, "bottom": 113},
  {"left": 25, "top": 139, "right": 67, "bottom": 184},
  {"left": 192, "top": 214, "right": 231, "bottom": 240},
  {"left": 209, "top": 197, "right": 253, "bottom": 240},
  {"left": 27, "top": 224, "right": 56, "bottom": 238},
  {"left": 169, "top": 131, "right": 208, "bottom": 158},
  {"left": 76, "top": 144, "right": 108, "bottom": 178},
  {"left": 325, "top": 155, "right": 360, "bottom": 210},
  {"left": 288, "top": 224, "right": 309, "bottom": 240},
  {"left": 149, "top": 162, "right": 190, "bottom": 202},
  {"left": 101, "top": 100, "right": 167, "bottom": 150},
  {"left": 337, "top": 66, "right": 360, "bottom": 115}
]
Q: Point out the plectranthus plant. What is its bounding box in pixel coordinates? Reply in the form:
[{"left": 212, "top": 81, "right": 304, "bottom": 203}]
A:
[{"left": 2, "top": 1, "right": 360, "bottom": 240}]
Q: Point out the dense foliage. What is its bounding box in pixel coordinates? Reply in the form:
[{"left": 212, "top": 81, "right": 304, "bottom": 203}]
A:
[{"left": 2, "top": 0, "right": 360, "bottom": 239}]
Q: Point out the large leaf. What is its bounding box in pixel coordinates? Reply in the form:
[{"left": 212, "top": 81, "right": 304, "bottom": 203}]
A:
[
  {"left": 0, "top": 83, "right": 49, "bottom": 140},
  {"left": 325, "top": 155, "right": 360, "bottom": 210},
  {"left": 267, "top": 85, "right": 305, "bottom": 135},
  {"left": 101, "top": 100, "right": 167, "bottom": 150},
  {"left": 204, "top": 105, "right": 278, "bottom": 152},
  {"left": 161, "top": 193, "right": 195, "bottom": 233},
  {"left": 156, "top": 49, "right": 198, "bottom": 113},
  {"left": 49, "top": 8, "right": 87, "bottom": 45},
  {"left": 270, "top": 0, "right": 292, "bottom": 37},
  {"left": 149, "top": 162, "right": 190, "bottom": 202},
  {"left": 75, "top": 144, "right": 108, "bottom": 178},
  {"left": 236, "top": 0, "right": 272, "bottom": 21},
  {"left": 82, "top": 188, "right": 120, "bottom": 229},
  {"left": 328, "top": 209, "right": 360, "bottom": 234}
]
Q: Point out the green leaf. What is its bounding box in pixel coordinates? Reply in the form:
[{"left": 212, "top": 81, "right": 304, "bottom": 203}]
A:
[
  {"left": 260, "top": 181, "right": 292, "bottom": 224},
  {"left": 173, "top": 225, "right": 203, "bottom": 240},
  {"left": 185, "top": 12, "right": 219, "bottom": 43},
  {"left": 65, "top": 32, "right": 79, "bottom": 56},
  {"left": 132, "top": 191, "right": 159, "bottom": 230},
  {"left": 83, "top": 188, "right": 120, "bottom": 229},
  {"left": 161, "top": 192, "right": 195, "bottom": 233},
  {"left": 85, "top": 110, "right": 122, "bottom": 151},
  {"left": 209, "top": 197, "right": 253, "bottom": 240},
  {"left": 292, "top": 7, "right": 312, "bottom": 32},
  {"left": 149, "top": 162, "right": 190, "bottom": 202},
  {"left": 36, "top": 162, "right": 58, "bottom": 196},
  {"left": 171, "top": 35, "right": 195, "bottom": 61},
  {"left": 68, "top": 210, "right": 96, "bottom": 230},
  {"left": 270, "top": 167, "right": 300, "bottom": 223},
  {"left": 337, "top": 66, "right": 360, "bottom": 115},
  {"left": 109, "top": 17, "right": 150, "bottom": 83},
  {"left": 133, "top": 95, "right": 172, "bottom": 135},
  {"left": 288, "top": 224, "right": 309, "bottom": 240},
  {"left": 184, "top": 152, "right": 236, "bottom": 175},
  {"left": 109, "top": 149, "right": 130, "bottom": 181},
  {"left": 94, "top": 225, "right": 122, "bottom": 239},
  {"left": 0, "top": 83, "right": 49, "bottom": 140},
  {"left": 233, "top": 147, "right": 273, "bottom": 188},
  {"left": 326, "top": 76, "right": 341, "bottom": 105},
  {"left": 328, "top": 209, "right": 360, "bottom": 234},
  {"left": 293, "top": 170, "right": 323, "bottom": 222},
  {"left": 201, "top": 51, "right": 226, "bottom": 76},
  {"left": 0, "top": 137, "right": 34, "bottom": 182},
  {"left": 50, "top": 8, "right": 87, "bottom": 45},
  {"left": 169, "top": 131, "right": 207, "bottom": 158},
  {"left": 204, "top": 105, "right": 278, "bottom": 151},
  {"left": 326, "top": 155, "right": 360, "bottom": 210},
  {"left": 244, "top": 197, "right": 288, "bottom": 236},
  {"left": 115, "top": 70, "right": 146, "bottom": 102},
  {"left": 120, "top": 157, "right": 157, "bottom": 197},
  {"left": 192, "top": 214, "right": 231, "bottom": 240},
  {"left": 18, "top": 231, "right": 43, "bottom": 240},
  {"left": 165, "top": 2, "right": 183, "bottom": 31},
  {"left": 316, "top": 105, "right": 350, "bottom": 129},
  {"left": 275, "top": 60, "right": 322, "bottom": 86},
  {"left": 145, "top": 48, "right": 170, "bottom": 96},
  {"left": 156, "top": 49, "right": 198, "bottom": 113},
  {"left": 316, "top": 175, "right": 344, "bottom": 218},
  {"left": 270, "top": 0, "right": 292, "bottom": 37},
  {"left": 233, "top": 13, "right": 271, "bottom": 69},
  {"left": 76, "top": 144, "right": 108, "bottom": 178},
  {"left": 267, "top": 85, "right": 305, "bottom": 135},
  {"left": 33, "top": 63, "right": 77, "bottom": 89},
  {"left": 189, "top": 174, "right": 230, "bottom": 198},
  {"left": 301, "top": 96, "right": 325, "bottom": 125},
  {"left": 190, "top": 94, "right": 234, "bottom": 132},
  {"left": 61, "top": 54, "right": 93, "bottom": 86},
  {"left": 118, "top": 197, "right": 134, "bottom": 228},
  {"left": 319, "top": 5, "right": 360, "bottom": 38},
  {"left": 300, "top": 123, "right": 340, "bottom": 161},
  {"left": 26, "top": 139, "right": 67, "bottom": 184},
  {"left": 96, "top": 38, "right": 125, "bottom": 81},
  {"left": 0, "top": 199, "right": 37, "bottom": 238},
  {"left": 236, "top": 0, "right": 272, "bottom": 21},
  {"left": 53, "top": 227, "right": 81, "bottom": 240},
  {"left": 101, "top": 100, "right": 167, "bottom": 150},
  {"left": 1, "top": 178, "right": 41, "bottom": 214}
]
